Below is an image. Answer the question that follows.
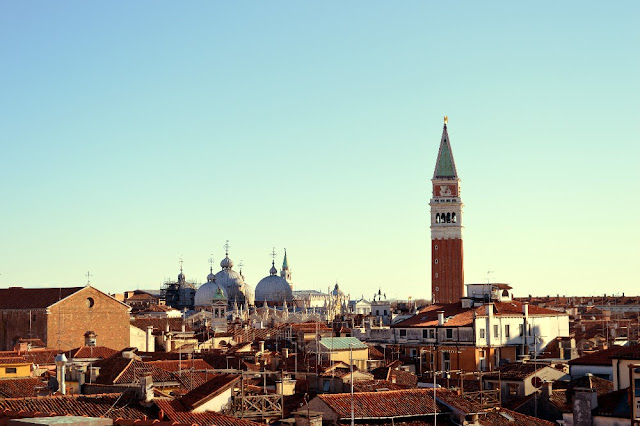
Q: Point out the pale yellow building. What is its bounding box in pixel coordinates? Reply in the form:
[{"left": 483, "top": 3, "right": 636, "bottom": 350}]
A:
[{"left": 306, "top": 337, "right": 369, "bottom": 371}]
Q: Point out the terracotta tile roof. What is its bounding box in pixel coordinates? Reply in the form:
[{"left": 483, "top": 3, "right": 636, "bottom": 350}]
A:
[
  {"left": 0, "top": 357, "right": 29, "bottom": 365},
  {"left": 367, "top": 345, "right": 384, "bottom": 360},
  {"left": 352, "top": 380, "right": 408, "bottom": 392},
  {"left": 179, "top": 374, "right": 240, "bottom": 409},
  {"left": 155, "top": 398, "right": 261, "bottom": 425},
  {"left": 596, "top": 388, "right": 631, "bottom": 417},
  {"left": 288, "top": 322, "right": 332, "bottom": 332},
  {"left": 130, "top": 318, "right": 190, "bottom": 333},
  {"left": 18, "top": 339, "right": 46, "bottom": 348},
  {"left": 483, "top": 362, "right": 547, "bottom": 380},
  {"left": 67, "top": 346, "right": 119, "bottom": 360},
  {"left": 568, "top": 345, "right": 630, "bottom": 366},
  {"left": 0, "top": 378, "right": 48, "bottom": 398},
  {"left": 95, "top": 357, "right": 177, "bottom": 385},
  {"left": 0, "top": 393, "right": 156, "bottom": 420},
  {"left": 172, "top": 371, "right": 210, "bottom": 392},
  {"left": 393, "top": 303, "right": 474, "bottom": 328},
  {"left": 609, "top": 344, "right": 640, "bottom": 359},
  {"left": 231, "top": 327, "right": 283, "bottom": 343},
  {"left": 21, "top": 350, "right": 61, "bottom": 366},
  {"left": 147, "top": 359, "right": 212, "bottom": 372},
  {"left": 0, "top": 287, "right": 83, "bottom": 310},
  {"left": 316, "top": 389, "right": 442, "bottom": 419},
  {"left": 434, "top": 388, "right": 482, "bottom": 414},
  {"left": 478, "top": 407, "right": 556, "bottom": 425}
]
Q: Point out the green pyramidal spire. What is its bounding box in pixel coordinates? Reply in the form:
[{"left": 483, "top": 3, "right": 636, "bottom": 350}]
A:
[
  {"left": 433, "top": 121, "right": 458, "bottom": 179},
  {"left": 282, "top": 249, "right": 289, "bottom": 269}
]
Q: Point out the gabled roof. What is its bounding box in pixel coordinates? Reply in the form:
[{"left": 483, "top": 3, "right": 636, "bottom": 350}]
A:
[
  {"left": 483, "top": 362, "right": 550, "bottom": 380},
  {"left": 317, "top": 337, "right": 367, "bottom": 351},
  {"left": 179, "top": 374, "right": 240, "bottom": 409},
  {"left": 66, "top": 346, "right": 118, "bottom": 360},
  {"left": 130, "top": 317, "right": 190, "bottom": 333},
  {"left": 0, "top": 393, "right": 156, "bottom": 420},
  {"left": 155, "top": 398, "right": 261, "bottom": 425},
  {"left": 568, "top": 345, "right": 631, "bottom": 366},
  {"left": 0, "top": 287, "right": 83, "bottom": 309},
  {"left": 0, "top": 377, "right": 47, "bottom": 398},
  {"left": 395, "top": 300, "right": 565, "bottom": 329},
  {"left": 315, "top": 389, "right": 442, "bottom": 419},
  {"left": 433, "top": 124, "right": 458, "bottom": 179},
  {"left": 393, "top": 302, "right": 474, "bottom": 328},
  {"left": 95, "top": 357, "right": 177, "bottom": 385},
  {"left": 147, "top": 359, "right": 212, "bottom": 372}
]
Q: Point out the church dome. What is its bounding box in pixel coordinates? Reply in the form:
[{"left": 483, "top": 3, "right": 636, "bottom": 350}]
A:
[
  {"left": 194, "top": 281, "right": 227, "bottom": 306},
  {"left": 255, "top": 262, "right": 293, "bottom": 303},
  {"left": 220, "top": 256, "right": 234, "bottom": 269}
]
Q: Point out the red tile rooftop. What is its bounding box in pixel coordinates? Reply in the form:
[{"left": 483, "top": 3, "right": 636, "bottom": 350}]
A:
[{"left": 316, "top": 388, "right": 441, "bottom": 419}]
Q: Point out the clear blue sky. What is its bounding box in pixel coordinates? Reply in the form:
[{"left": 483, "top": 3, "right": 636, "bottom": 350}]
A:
[{"left": 1, "top": 1, "right": 638, "bottom": 300}]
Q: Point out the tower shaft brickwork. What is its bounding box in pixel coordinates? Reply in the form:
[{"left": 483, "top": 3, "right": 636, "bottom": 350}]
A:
[{"left": 430, "top": 119, "right": 464, "bottom": 304}]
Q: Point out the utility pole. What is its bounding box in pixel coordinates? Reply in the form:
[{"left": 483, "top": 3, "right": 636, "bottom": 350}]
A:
[{"left": 350, "top": 343, "right": 354, "bottom": 426}]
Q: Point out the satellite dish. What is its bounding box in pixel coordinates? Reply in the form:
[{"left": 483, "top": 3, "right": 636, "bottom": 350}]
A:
[{"left": 48, "top": 377, "right": 59, "bottom": 392}]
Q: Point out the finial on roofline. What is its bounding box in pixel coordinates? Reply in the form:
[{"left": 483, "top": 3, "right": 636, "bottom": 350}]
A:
[{"left": 444, "top": 115, "right": 448, "bottom": 125}]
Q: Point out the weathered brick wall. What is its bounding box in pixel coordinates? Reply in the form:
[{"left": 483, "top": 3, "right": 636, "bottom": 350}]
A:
[
  {"left": 0, "top": 310, "right": 48, "bottom": 351},
  {"left": 46, "top": 287, "right": 130, "bottom": 351}
]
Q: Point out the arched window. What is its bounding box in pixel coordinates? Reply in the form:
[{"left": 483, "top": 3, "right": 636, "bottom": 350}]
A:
[
  {"left": 435, "top": 213, "right": 440, "bottom": 223},
  {"left": 446, "top": 213, "right": 451, "bottom": 223},
  {"left": 452, "top": 213, "right": 457, "bottom": 223}
]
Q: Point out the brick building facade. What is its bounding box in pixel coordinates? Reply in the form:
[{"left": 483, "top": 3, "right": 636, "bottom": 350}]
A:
[{"left": 0, "top": 286, "right": 131, "bottom": 351}]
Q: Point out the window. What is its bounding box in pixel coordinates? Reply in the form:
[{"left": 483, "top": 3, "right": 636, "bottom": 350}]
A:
[
  {"left": 5, "top": 367, "right": 17, "bottom": 374},
  {"left": 399, "top": 329, "right": 407, "bottom": 338},
  {"left": 493, "top": 325, "right": 499, "bottom": 338},
  {"left": 508, "top": 383, "right": 519, "bottom": 396},
  {"left": 443, "top": 352, "right": 451, "bottom": 371},
  {"left": 429, "top": 329, "right": 436, "bottom": 339},
  {"left": 86, "top": 297, "right": 95, "bottom": 308},
  {"left": 446, "top": 329, "right": 453, "bottom": 339},
  {"left": 480, "top": 329, "right": 485, "bottom": 339},
  {"left": 423, "top": 329, "right": 429, "bottom": 339},
  {"left": 505, "top": 325, "right": 510, "bottom": 338},
  {"left": 384, "top": 310, "right": 387, "bottom": 315},
  {"left": 434, "top": 245, "right": 438, "bottom": 250},
  {"left": 434, "top": 259, "right": 439, "bottom": 264},
  {"left": 376, "top": 310, "right": 380, "bottom": 315}
]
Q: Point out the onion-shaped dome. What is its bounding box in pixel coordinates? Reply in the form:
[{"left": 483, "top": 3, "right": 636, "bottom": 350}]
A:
[{"left": 220, "top": 256, "right": 234, "bottom": 269}]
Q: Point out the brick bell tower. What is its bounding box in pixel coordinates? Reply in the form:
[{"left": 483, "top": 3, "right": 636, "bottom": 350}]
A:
[{"left": 430, "top": 116, "right": 464, "bottom": 304}]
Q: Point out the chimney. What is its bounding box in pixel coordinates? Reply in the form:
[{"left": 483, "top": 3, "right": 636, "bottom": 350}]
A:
[
  {"left": 573, "top": 388, "right": 597, "bottom": 426},
  {"left": 145, "top": 326, "right": 154, "bottom": 352},
  {"left": 181, "top": 323, "right": 186, "bottom": 333},
  {"left": 137, "top": 373, "right": 154, "bottom": 404},
  {"left": 282, "top": 348, "right": 289, "bottom": 359},
  {"left": 165, "top": 323, "right": 170, "bottom": 333},
  {"left": 259, "top": 341, "right": 265, "bottom": 354},
  {"left": 437, "top": 311, "right": 445, "bottom": 326},
  {"left": 166, "top": 333, "right": 173, "bottom": 353},
  {"left": 522, "top": 302, "right": 529, "bottom": 317},
  {"left": 54, "top": 353, "right": 68, "bottom": 395}
]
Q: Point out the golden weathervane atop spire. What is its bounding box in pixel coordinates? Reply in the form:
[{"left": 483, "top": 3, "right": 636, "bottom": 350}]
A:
[{"left": 444, "top": 115, "right": 448, "bottom": 125}]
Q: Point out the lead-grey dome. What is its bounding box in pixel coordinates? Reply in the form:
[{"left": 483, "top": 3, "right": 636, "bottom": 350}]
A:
[{"left": 255, "top": 261, "right": 293, "bottom": 303}]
